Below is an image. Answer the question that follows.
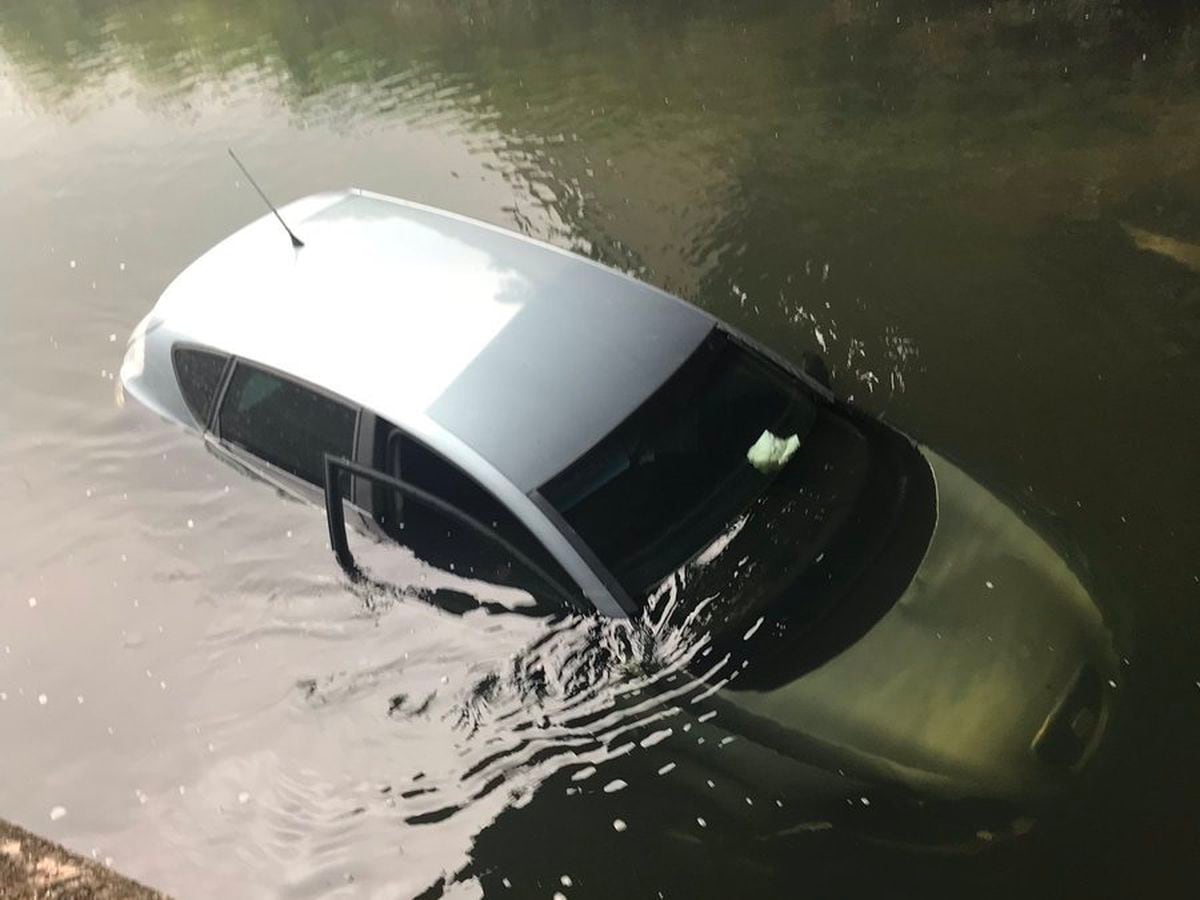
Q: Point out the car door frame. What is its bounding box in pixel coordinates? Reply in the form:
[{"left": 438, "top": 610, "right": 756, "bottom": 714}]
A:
[
  {"left": 322, "top": 453, "right": 589, "bottom": 613},
  {"left": 346, "top": 412, "right": 625, "bottom": 616}
]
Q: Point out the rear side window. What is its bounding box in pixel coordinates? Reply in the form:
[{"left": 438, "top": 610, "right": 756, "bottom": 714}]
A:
[
  {"left": 173, "top": 346, "right": 228, "bottom": 428},
  {"left": 218, "top": 363, "right": 357, "bottom": 487}
]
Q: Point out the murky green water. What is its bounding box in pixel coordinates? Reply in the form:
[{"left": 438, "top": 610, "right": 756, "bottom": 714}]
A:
[{"left": 1, "top": 1, "right": 1198, "bottom": 896}]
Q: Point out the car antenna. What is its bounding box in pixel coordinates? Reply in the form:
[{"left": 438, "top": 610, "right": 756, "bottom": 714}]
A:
[{"left": 227, "top": 148, "right": 304, "bottom": 249}]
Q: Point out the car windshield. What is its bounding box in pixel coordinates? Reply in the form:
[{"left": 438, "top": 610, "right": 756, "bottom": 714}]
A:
[{"left": 540, "top": 330, "right": 818, "bottom": 597}]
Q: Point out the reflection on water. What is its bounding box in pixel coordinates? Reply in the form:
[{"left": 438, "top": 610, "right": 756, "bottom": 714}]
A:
[{"left": 1, "top": 0, "right": 1198, "bottom": 897}]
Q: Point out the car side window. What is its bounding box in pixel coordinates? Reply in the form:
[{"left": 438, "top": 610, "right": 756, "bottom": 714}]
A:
[
  {"left": 365, "top": 421, "right": 583, "bottom": 612},
  {"left": 172, "top": 346, "right": 229, "bottom": 428},
  {"left": 218, "top": 362, "right": 357, "bottom": 487}
]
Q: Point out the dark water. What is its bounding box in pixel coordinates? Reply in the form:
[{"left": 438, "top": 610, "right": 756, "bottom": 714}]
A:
[{"left": 1, "top": 0, "right": 1198, "bottom": 896}]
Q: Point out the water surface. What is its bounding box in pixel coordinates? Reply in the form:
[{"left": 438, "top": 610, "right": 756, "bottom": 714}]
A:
[{"left": 1, "top": 1, "right": 1198, "bottom": 896}]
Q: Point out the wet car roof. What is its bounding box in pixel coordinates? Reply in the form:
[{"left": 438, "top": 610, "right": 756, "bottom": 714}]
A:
[{"left": 156, "top": 189, "right": 714, "bottom": 490}]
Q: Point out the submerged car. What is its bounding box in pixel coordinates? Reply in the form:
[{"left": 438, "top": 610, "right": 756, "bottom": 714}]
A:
[{"left": 120, "top": 187, "right": 1117, "bottom": 837}]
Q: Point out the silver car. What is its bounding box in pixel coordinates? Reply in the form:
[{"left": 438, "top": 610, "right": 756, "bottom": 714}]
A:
[{"left": 120, "top": 188, "right": 1117, "bottom": 842}]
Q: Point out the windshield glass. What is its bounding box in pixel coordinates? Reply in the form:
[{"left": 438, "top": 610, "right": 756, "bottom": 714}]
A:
[{"left": 540, "top": 330, "right": 817, "bottom": 596}]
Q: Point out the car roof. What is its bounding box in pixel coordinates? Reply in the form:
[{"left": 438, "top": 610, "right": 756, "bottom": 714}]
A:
[{"left": 155, "top": 189, "right": 713, "bottom": 491}]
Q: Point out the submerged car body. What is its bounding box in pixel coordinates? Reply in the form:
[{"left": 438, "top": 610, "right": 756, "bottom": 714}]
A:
[{"left": 121, "top": 188, "right": 1117, "bottom": 831}]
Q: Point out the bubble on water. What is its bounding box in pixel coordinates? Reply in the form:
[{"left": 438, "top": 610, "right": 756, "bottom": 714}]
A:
[
  {"left": 697, "top": 710, "right": 717, "bottom": 723},
  {"left": 603, "top": 779, "right": 627, "bottom": 794},
  {"left": 612, "top": 818, "right": 627, "bottom": 832},
  {"left": 552, "top": 893, "right": 566, "bottom": 900},
  {"left": 69, "top": 259, "right": 76, "bottom": 268},
  {"left": 238, "top": 791, "right": 250, "bottom": 804},
  {"left": 186, "top": 519, "right": 194, "bottom": 529},
  {"left": 860, "top": 796, "right": 870, "bottom": 806},
  {"left": 135, "top": 789, "right": 147, "bottom": 805},
  {"left": 745, "top": 796, "right": 753, "bottom": 805},
  {"left": 640, "top": 728, "right": 672, "bottom": 748},
  {"left": 119, "top": 262, "right": 126, "bottom": 271},
  {"left": 657, "top": 762, "right": 676, "bottom": 776},
  {"left": 706, "top": 780, "right": 714, "bottom": 788},
  {"left": 1108, "top": 679, "right": 1117, "bottom": 688},
  {"left": 560, "top": 875, "right": 573, "bottom": 887},
  {"left": 76, "top": 695, "right": 84, "bottom": 704},
  {"left": 697, "top": 817, "right": 707, "bottom": 828},
  {"left": 50, "top": 806, "right": 67, "bottom": 821},
  {"left": 178, "top": 785, "right": 186, "bottom": 796},
  {"left": 1, "top": 693, "right": 7, "bottom": 701},
  {"left": 985, "top": 580, "right": 995, "bottom": 589},
  {"left": 159, "top": 680, "right": 167, "bottom": 691},
  {"left": 38, "top": 693, "right": 48, "bottom": 705},
  {"left": 286, "top": 530, "right": 293, "bottom": 538},
  {"left": 502, "top": 878, "right": 512, "bottom": 888},
  {"left": 108, "top": 333, "right": 117, "bottom": 342},
  {"left": 28, "top": 596, "right": 37, "bottom": 608}
]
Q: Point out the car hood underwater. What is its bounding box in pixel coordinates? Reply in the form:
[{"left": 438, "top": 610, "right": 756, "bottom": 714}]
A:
[{"left": 659, "top": 447, "right": 1118, "bottom": 827}]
